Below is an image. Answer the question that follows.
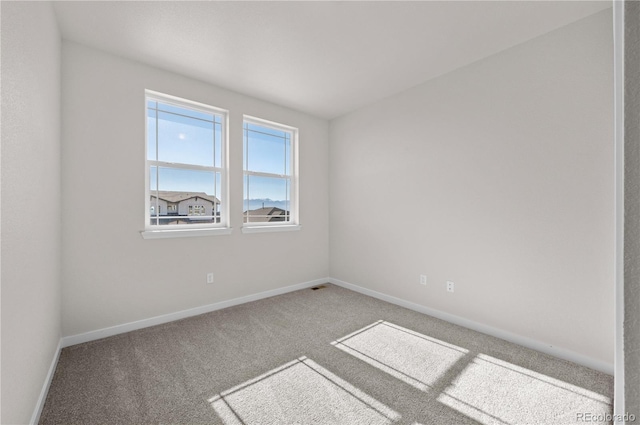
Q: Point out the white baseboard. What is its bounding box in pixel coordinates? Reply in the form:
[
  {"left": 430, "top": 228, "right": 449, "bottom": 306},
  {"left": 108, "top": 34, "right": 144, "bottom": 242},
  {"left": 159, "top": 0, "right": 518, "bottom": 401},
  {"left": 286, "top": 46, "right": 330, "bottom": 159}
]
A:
[
  {"left": 60, "top": 275, "right": 613, "bottom": 375},
  {"left": 30, "top": 338, "right": 62, "bottom": 425},
  {"left": 328, "top": 277, "right": 614, "bottom": 375},
  {"left": 62, "top": 278, "right": 328, "bottom": 348}
]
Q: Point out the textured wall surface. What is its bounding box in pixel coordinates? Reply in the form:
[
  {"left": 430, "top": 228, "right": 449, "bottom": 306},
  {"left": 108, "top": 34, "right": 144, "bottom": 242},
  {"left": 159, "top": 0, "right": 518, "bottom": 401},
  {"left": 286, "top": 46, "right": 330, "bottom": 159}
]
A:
[
  {"left": 61, "top": 42, "right": 329, "bottom": 337},
  {"left": 0, "top": 2, "right": 62, "bottom": 423},
  {"left": 624, "top": 0, "right": 640, "bottom": 417},
  {"left": 329, "top": 10, "right": 614, "bottom": 365}
]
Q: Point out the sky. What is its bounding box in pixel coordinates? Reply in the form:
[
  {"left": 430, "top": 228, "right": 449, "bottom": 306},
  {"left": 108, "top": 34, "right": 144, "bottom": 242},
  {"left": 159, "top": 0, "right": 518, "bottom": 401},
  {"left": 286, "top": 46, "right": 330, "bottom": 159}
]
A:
[{"left": 147, "top": 101, "right": 291, "bottom": 210}]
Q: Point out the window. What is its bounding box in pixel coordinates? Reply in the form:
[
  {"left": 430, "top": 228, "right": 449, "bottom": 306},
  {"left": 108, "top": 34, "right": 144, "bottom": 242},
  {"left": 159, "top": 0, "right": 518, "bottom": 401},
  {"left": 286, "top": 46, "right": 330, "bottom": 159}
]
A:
[
  {"left": 188, "top": 205, "right": 206, "bottom": 216},
  {"left": 144, "top": 91, "right": 229, "bottom": 237},
  {"left": 243, "top": 117, "right": 298, "bottom": 229}
]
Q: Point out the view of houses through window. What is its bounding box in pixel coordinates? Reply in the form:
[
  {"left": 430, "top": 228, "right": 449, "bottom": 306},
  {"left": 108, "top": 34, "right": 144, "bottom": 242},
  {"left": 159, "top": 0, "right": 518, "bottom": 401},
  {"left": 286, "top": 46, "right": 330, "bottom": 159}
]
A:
[
  {"left": 146, "top": 93, "right": 225, "bottom": 227},
  {"left": 146, "top": 92, "right": 298, "bottom": 230},
  {"left": 243, "top": 118, "right": 297, "bottom": 224}
]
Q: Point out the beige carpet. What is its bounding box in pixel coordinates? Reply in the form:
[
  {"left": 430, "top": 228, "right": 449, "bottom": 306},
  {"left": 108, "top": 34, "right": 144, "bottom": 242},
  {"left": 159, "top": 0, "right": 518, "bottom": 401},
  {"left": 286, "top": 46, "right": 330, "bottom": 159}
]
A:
[{"left": 40, "top": 284, "right": 613, "bottom": 424}]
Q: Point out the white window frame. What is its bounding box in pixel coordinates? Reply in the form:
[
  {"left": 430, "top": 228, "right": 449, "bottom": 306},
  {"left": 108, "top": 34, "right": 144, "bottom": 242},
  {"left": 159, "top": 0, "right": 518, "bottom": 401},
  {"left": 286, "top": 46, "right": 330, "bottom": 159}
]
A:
[
  {"left": 242, "top": 115, "right": 300, "bottom": 233},
  {"left": 142, "top": 90, "right": 231, "bottom": 239}
]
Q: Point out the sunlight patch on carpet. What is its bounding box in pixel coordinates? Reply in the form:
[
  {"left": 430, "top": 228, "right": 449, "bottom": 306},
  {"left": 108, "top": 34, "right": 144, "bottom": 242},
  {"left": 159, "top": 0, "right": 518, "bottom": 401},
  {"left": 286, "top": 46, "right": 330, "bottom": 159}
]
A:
[
  {"left": 437, "top": 354, "right": 612, "bottom": 425},
  {"left": 332, "top": 320, "right": 468, "bottom": 391},
  {"left": 209, "top": 356, "right": 400, "bottom": 425}
]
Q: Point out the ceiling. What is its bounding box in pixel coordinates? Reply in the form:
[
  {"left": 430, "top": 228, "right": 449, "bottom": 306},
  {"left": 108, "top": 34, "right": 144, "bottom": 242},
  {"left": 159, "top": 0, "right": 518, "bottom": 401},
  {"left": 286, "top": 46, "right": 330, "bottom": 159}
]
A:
[{"left": 52, "top": 1, "right": 611, "bottom": 120}]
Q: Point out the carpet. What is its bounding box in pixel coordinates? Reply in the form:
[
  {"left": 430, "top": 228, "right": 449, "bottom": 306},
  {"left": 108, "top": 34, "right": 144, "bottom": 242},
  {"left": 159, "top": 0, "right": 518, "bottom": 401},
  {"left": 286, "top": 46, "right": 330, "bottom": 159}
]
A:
[{"left": 39, "top": 284, "right": 613, "bottom": 424}]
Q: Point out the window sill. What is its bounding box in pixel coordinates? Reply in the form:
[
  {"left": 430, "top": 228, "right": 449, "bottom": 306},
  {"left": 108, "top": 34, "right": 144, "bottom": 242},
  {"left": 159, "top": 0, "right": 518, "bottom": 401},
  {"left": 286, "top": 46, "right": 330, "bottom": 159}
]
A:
[
  {"left": 241, "top": 224, "right": 301, "bottom": 234},
  {"left": 141, "top": 227, "right": 233, "bottom": 239}
]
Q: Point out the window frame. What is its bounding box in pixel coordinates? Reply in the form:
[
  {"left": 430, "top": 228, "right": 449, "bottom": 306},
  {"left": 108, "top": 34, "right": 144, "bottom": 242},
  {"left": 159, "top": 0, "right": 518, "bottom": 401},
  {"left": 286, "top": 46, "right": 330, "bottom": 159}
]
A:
[
  {"left": 142, "top": 90, "right": 231, "bottom": 239},
  {"left": 242, "top": 115, "right": 300, "bottom": 232}
]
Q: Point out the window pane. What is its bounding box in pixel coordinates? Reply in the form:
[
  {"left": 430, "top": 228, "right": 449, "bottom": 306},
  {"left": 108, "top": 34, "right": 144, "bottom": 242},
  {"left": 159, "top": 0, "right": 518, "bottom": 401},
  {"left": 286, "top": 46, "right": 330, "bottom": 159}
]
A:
[
  {"left": 243, "top": 174, "right": 249, "bottom": 214},
  {"left": 149, "top": 166, "right": 158, "bottom": 226},
  {"left": 153, "top": 167, "right": 220, "bottom": 225},
  {"left": 245, "top": 122, "right": 287, "bottom": 139},
  {"left": 243, "top": 175, "right": 290, "bottom": 223},
  {"left": 156, "top": 102, "right": 215, "bottom": 123},
  {"left": 157, "top": 111, "right": 214, "bottom": 167},
  {"left": 157, "top": 167, "right": 216, "bottom": 195},
  {"left": 285, "top": 134, "right": 291, "bottom": 175},
  {"left": 147, "top": 109, "right": 157, "bottom": 160},
  {"left": 245, "top": 125, "right": 287, "bottom": 175},
  {"left": 215, "top": 123, "right": 222, "bottom": 169},
  {"left": 215, "top": 171, "right": 221, "bottom": 203}
]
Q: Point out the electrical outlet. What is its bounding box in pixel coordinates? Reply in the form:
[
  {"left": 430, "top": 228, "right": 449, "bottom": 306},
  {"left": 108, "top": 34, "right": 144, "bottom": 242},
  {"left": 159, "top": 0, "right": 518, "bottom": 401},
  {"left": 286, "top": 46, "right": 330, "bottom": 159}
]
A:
[
  {"left": 446, "top": 281, "right": 455, "bottom": 292},
  {"left": 420, "top": 275, "right": 427, "bottom": 285},
  {"left": 207, "top": 273, "right": 214, "bottom": 284}
]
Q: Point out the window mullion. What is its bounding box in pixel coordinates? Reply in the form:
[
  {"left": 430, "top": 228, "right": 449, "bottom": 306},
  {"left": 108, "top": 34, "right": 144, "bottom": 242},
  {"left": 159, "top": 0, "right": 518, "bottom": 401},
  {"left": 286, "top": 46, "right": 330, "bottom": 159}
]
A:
[
  {"left": 244, "top": 170, "right": 289, "bottom": 179},
  {"left": 244, "top": 127, "right": 288, "bottom": 139},
  {"left": 149, "top": 160, "right": 221, "bottom": 173}
]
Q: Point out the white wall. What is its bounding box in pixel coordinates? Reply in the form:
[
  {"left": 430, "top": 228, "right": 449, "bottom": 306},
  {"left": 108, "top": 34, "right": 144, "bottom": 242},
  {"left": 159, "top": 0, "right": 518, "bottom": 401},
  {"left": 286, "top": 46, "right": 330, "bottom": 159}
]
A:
[
  {"left": 1, "top": 2, "right": 62, "bottom": 423},
  {"left": 329, "top": 10, "right": 614, "bottom": 364},
  {"left": 61, "top": 42, "right": 329, "bottom": 337}
]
